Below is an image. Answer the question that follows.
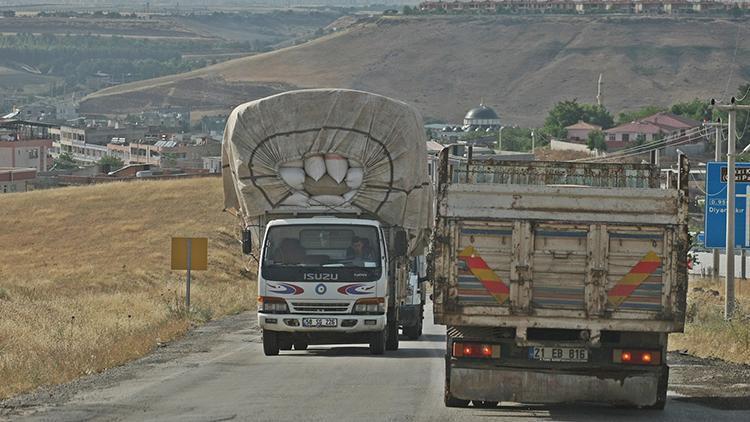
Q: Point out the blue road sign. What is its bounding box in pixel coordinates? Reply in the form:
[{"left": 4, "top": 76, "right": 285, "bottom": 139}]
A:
[{"left": 704, "top": 162, "right": 750, "bottom": 249}]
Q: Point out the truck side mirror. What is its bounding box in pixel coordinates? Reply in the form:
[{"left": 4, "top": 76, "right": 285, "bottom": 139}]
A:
[
  {"left": 241, "top": 229, "right": 252, "bottom": 255},
  {"left": 394, "top": 229, "right": 408, "bottom": 257}
]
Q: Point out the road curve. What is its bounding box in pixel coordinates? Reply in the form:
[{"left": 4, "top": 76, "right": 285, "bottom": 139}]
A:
[{"left": 7, "top": 304, "right": 750, "bottom": 422}]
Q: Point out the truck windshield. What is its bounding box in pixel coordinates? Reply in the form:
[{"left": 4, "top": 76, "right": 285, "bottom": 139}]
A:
[{"left": 263, "top": 224, "right": 381, "bottom": 270}]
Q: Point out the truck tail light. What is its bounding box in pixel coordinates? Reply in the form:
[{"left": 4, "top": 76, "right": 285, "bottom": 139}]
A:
[
  {"left": 353, "top": 297, "right": 385, "bottom": 314},
  {"left": 613, "top": 349, "right": 661, "bottom": 365},
  {"left": 452, "top": 342, "right": 500, "bottom": 358},
  {"left": 258, "top": 296, "right": 289, "bottom": 313}
]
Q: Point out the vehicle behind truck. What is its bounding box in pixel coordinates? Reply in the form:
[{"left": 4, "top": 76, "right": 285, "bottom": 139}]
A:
[
  {"left": 431, "top": 148, "right": 689, "bottom": 409},
  {"left": 222, "top": 89, "right": 432, "bottom": 355}
]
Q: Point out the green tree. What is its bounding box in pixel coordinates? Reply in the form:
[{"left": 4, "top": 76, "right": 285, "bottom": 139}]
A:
[
  {"left": 98, "top": 155, "right": 124, "bottom": 173},
  {"left": 671, "top": 98, "right": 713, "bottom": 122},
  {"left": 617, "top": 106, "right": 666, "bottom": 125},
  {"left": 587, "top": 130, "right": 607, "bottom": 152},
  {"left": 53, "top": 152, "right": 77, "bottom": 170},
  {"left": 543, "top": 99, "right": 614, "bottom": 139},
  {"left": 582, "top": 104, "right": 614, "bottom": 129}
]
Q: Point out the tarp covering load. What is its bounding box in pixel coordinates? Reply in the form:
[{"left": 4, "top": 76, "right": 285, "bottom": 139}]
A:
[{"left": 223, "top": 89, "right": 432, "bottom": 244}]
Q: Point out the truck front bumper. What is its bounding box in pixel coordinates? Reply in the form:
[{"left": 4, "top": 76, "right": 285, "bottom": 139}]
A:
[
  {"left": 449, "top": 364, "right": 667, "bottom": 407},
  {"left": 258, "top": 313, "right": 386, "bottom": 333}
]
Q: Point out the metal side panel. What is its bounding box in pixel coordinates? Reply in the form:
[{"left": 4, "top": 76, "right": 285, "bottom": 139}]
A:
[
  {"left": 455, "top": 222, "right": 514, "bottom": 307},
  {"left": 440, "top": 184, "right": 681, "bottom": 225},
  {"left": 605, "top": 227, "right": 666, "bottom": 315},
  {"left": 531, "top": 224, "right": 589, "bottom": 310}
]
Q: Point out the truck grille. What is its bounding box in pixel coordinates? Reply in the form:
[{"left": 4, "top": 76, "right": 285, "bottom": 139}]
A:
[{"left": 290, "top": 302, "right": 350, "bottom": 314}]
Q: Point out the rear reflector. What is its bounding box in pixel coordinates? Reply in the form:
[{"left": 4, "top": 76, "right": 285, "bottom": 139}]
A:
[
  {"left": 452, "top": 342, "right": 500, "bottom": 359},
  {"left": 613, "top": 349, "right": 661, "bottom": 365}
]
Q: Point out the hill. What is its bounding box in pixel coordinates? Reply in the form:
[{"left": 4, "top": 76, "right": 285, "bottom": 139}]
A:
[
  {"left": 80, "top": 15, "right": 750, "bottom": 126},
  {"left": 0, "top": 178, "right": 254, "bottom": 399}
]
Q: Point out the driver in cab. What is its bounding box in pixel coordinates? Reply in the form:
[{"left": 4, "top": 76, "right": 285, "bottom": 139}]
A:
[{"left": 347, "top": 236, "right": 374, "bottom": 265}]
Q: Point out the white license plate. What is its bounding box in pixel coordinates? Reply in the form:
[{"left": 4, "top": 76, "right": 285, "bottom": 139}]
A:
[
  {"left": 302, "top": 318, "right": 337, "bottom": 328},
  {"left": 528, "top": 347, "right": 588, "bottom": 362}
]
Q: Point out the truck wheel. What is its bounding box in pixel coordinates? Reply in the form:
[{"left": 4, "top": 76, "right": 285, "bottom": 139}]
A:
[
  {"left": 279, "top": 335, "right": 293, "bottom": 351},
  {"left": 263, "top": 330, "right": 279, "bottom": 356},
  {"left": 369, "top": 329, "right": 386, "bottom": 355},
  {"left": 293, "top": 339, "right": 309, "bottom": 351},
  {"left": 386, "top": 319, "right": 399, "bottom": 350},
  {"left": 644, "top": 367, "right": 668, "bottom": 410},
  {"left": 473, "top": 401, "right": 498, "bottom": 408},
  {"left": 404, "top": 320, "right": 422, "bottom": 340},
  {"left": 444, "top": 385, "right": 470, "bottom": 408}
]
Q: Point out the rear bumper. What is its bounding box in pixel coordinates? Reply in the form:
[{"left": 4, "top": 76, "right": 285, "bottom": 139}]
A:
[
  {"left": 449, "top": 364, "right": 667, "bottom": 407},
  {"left": 258, "top": 313, "right": 386, "bottom": 333}
]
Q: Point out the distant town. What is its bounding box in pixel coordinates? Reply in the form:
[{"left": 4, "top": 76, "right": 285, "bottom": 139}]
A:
[{"left": 416, "top": 0, "right": 750, "bottom": 15}]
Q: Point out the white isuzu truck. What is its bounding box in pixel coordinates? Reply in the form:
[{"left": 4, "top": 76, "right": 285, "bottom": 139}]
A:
[{"left": 222, "top": 89, "right": 432, "bottom": 355}]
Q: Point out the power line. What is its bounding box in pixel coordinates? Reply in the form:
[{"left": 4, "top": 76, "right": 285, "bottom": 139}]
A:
[
  {"left": 585, "top": 129, "right": 712, "bottom": 163},
  {"left": 576, "top": 126, "right": 711, "bottom": 162},
  {"left": 737, "top": 85, "right": 750, "bottom": 102},
  {"left": 576, "top": 126, "right": 708, "bottom": 161}
]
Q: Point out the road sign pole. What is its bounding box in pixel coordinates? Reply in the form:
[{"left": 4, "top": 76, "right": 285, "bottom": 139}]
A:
[
  {"left": 187, "top": 238, "right": 192, "bottom": 310},
  {"left": 726, "top": 108, "right": 737, "bottom": 319},
  {"left": 713, "top": 121, "right": 722, "bottom": 279}
]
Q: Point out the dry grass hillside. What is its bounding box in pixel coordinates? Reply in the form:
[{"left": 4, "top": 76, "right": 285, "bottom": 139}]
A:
[
  {"left": 0, "top": 178, "right": 254, "bottom": 399},
  {"left": 81, "top": 15, "right": 750, "bottom": 126}
]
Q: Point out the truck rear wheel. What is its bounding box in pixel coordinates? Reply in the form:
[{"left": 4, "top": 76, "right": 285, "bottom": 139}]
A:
[
  {"left": 386, "top": 318, "right": 399, "bottom": 350},
  {"left": 263, "top": 330, "right": 279, "bottom": 356},
  {"left": 404, "top": 319, "right": 422, "bottom": 340},
  {"left": 369, "top": 329, "right": 386, "bottom": 355},
  {"left": 444, "top": 385, "right": 470, "bottom": 408}
]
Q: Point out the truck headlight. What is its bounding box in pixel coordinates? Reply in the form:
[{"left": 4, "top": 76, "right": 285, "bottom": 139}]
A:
[
  {"left": 353, "top": 298, "right": 385, "bottom": 315},
  {"left": 258, "top": 296, "right": 289, "bottom": 314}
]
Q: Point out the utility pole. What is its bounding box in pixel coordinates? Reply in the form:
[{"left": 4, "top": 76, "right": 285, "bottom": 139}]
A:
[
  {"left": 713, "top": 118, "right": 724, "bottom": 279},
  {"left": 712, "top": 97, "right": 750, "bottom": 319},
  {"left": 531, "top": 130, "right": 535, "bottom": 154}
]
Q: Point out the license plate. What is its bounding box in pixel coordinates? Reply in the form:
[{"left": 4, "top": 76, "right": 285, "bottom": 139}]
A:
[
  {"left": 528, "top": 347, "right": 588, "bottom": 362},
  {"left": 302, "top": 318, "right": 337, "bottom": 328}
]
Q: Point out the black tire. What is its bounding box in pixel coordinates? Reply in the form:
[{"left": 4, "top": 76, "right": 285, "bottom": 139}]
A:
[
  {"left": 293, "top": 339, "right": 309, "bottom": 351},
  {"left": 473, "top": 401, "right": 498, "bottom": 409},
  {"left": 445, "top": 385, "right": 470, "bottom": 408},
  {"left": 279, "top": 335, "right": 293, "bottom": 351},
  {"left": 263, "top": 330, "right": 279, "bottom": 356},
  {"left": 643, "top": 367, "right": 668, "bottom": 410},
  {"left": 369, "top": 329, "right": 386, "bottom": 355},
  {"left": 386, "top": 318, "right": 399, "bottom": 350},
  {"left": 404, "top": 320, "right": 422, "bottom": 340}
]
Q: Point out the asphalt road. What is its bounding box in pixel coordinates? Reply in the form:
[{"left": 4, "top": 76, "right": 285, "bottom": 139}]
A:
[{"left": 5, "top": 305, "right": 750, "bottom": 422}]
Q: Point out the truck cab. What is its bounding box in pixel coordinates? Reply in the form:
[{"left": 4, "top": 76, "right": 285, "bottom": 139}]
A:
[{"left": 256, "top": 216, "right": 407, "bottom": 355}]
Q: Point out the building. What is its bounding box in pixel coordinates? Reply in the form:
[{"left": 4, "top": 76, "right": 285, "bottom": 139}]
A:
[
  {"left": 604, "top": 112, "right": 703, "bottom": 151},
  {"left": 107, "top": 137, "right": 221, "bottom": 169},
  {"left": 0, "top": 167, "right": 36, "bottom": 193},
  {"left": 463, "top": 104, "right": 501, "bottom": 130},
  {"left": 202, "top": 156, "right": 222, "bottom": 174},
  {"left": 0, "top": 139, "right": 54, "bottom": 171},
  {"left": 565, "top": 121, "right": 602, "bottom": 142}
]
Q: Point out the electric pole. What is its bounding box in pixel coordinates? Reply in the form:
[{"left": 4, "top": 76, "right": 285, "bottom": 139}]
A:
[
  {"left": 712, "top": 97, "right": 750, "bottom": 319},
  {"left": 712, "top": 118, "right": 724, "bottom": 280}
]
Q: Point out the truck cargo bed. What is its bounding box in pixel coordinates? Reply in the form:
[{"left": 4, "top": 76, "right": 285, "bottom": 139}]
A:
[{"left": 432, "top": 152, "right": 690, "bottom": 340}]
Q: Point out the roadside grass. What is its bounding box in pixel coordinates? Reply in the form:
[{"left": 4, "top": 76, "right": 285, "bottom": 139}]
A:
[
  {"left": 0, "top": 178, "right": 255, "bottom": 399},
  {"left": 669, "top": 277, "right": 750, "bottom": 364}
]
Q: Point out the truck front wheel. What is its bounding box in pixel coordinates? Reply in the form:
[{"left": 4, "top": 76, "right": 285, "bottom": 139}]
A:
[
  {"left": 263, "top": 330, "right": 279, "bottom": 356},
  {"left": 386, "top": 318, "right": 399, "bottom": 350},
  {"left": 369, "top": 329, "right": 386, "bottom": 355}
]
